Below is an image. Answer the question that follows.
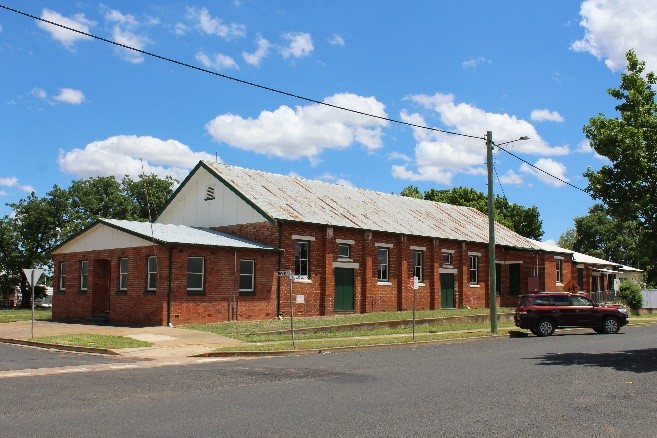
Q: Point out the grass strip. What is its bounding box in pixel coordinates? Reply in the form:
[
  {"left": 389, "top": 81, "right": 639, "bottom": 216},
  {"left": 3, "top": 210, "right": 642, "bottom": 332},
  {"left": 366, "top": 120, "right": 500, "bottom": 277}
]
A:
[
  {"left": 32, "top": 334, "right": 152, "bottom": 349},
  {"left": 0, "top": 308, "right": 52, "bottom": 323}
]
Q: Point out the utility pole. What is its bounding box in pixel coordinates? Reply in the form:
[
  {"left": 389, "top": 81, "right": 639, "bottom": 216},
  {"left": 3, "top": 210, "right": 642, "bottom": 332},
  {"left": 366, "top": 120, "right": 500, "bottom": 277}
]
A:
[{"left": 486, "top": 131, "right": 498, "bottom": 334}]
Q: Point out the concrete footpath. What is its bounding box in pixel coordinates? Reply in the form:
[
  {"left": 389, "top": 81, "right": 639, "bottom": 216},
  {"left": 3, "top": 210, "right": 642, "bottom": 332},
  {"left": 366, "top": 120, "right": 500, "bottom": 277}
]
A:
[{"left": 0, "top": 320, "right": 245, "bottom": 359}]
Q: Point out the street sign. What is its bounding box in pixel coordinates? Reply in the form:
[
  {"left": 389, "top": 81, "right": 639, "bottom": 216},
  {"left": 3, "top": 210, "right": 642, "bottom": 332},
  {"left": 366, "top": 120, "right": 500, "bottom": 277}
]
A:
[
  {"left": 409, "top": 276, "right": 418, "bottom": 290},
  {"left": 22, "top": 268, "right": 44, "bottom": 285},
  {"left": 562, "top": 279, "right": 580, "bottom": 294},
  {"left": 277, "top": 270, "right": 291, "bottom": 277},
  {"left": 296, "top": 294, "right": 305, "bottom": 304}
]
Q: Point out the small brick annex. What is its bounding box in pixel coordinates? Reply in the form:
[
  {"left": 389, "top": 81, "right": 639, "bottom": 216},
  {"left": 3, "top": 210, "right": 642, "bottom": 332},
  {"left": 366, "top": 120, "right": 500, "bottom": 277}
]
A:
[{"left": 52, "top": 219, "right": 574, "bottom": 326}]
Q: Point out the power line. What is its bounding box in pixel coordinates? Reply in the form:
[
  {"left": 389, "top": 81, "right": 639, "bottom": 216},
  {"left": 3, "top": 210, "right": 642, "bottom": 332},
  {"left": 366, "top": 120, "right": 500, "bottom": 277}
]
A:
[
  {"left": 494, "top": 143, "right": 589, "bottom": 193},
  {"left": 0, "top": 3, "right": 483, "bottom": 141}
]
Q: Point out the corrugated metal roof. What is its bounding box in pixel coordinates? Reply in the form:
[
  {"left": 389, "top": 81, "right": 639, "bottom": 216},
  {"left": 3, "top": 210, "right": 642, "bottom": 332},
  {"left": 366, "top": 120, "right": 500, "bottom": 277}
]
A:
[
  {"left": 101, "top": 219, "right": 275, "bottom": 250},
  {"left": 528, "top": 239, "right": 641, "bottom": 269},
  {"left": 205, "top": 161, "right": 540, "bottom": 250}
]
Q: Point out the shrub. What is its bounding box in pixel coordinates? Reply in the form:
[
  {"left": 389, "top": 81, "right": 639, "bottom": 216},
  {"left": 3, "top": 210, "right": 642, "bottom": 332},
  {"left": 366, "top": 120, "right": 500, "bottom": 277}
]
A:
[{"left": 618, "top": 280, "right": 643, "bottom": 310}]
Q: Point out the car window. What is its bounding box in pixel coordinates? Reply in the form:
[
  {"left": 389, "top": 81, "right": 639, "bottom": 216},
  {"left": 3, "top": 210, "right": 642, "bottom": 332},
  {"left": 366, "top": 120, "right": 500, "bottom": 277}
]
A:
[
  {"left": 551, "top": 296, "right": 571, "bottom": 306},
  {"left": 570, "top": 295, "right": 593, "bottom": 306},
  {"left": 533, "top": 296, "right": 551, "bottom": 306}
]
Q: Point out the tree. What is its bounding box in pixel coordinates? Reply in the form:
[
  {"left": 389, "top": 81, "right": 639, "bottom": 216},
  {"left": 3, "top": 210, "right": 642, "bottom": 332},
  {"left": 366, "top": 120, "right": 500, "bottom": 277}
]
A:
[
  {"left": 400, "top": 185, "right": 422, "bottom": 199},
  {"left": 583, "top": 50, "right": 657, "bottom": 283},
  {"left": 557, "top": 228, "right": 577, "bottom": 250},
  {"left": 417, "top": 186, "right": 543, "bottom": 240},
  {"left": 1, "top": 174, "right": 176, "bottom": 307}
]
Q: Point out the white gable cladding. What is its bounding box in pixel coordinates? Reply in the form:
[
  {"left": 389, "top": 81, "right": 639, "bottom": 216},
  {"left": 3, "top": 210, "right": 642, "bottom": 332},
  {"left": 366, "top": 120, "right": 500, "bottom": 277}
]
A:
[
  {"left": 53, "top": 223, "right": 153, "bottom": 254},
  {"left": 157, "top": 166, "right": 268, "bottom": 227}
]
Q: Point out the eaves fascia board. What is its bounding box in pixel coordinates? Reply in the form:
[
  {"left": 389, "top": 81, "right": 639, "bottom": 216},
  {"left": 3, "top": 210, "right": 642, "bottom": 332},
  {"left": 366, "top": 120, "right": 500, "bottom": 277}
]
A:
[
  {"left": 201, "top": 161, "right": 276, "bottom": 224},
  {"left": 99, "top": 219, "right": 167, "bottom": 245},
  {"left": 49, "top": 219, "right": 104, "bottom": 255}
]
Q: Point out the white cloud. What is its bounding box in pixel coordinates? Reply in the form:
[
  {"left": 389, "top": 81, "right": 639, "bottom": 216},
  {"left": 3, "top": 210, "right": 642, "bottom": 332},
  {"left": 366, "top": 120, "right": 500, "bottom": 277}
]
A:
[
  {"left": 205, "top": 93, "right": 388, "bottom": 163},
  {"left": 188, "top": 7, "right": 246, "bottom": 39},
  {"left": 0, "top": 190, "right": 6, "bottom": 197},
  {"left": 576, "top": 139, "right": 606, "bottom": 160},
  {"left": 111, "top": 26, "right": 149, "bottom": 63},
  {"left": 498, "top": 170, "right": 523, "bottom": 185},
  {"left": 0, "top": 176, "right": 34, "bottom": 193},
  {"left": 37, "top": 9, "right": 94, "bottom": 49},
  {"left": 519, "top": 158, "right": 569, "bottom": 187},
  {"left": 105, "top": 10, "right": 138, "bottom": 26},
  {"left": 242, "top": 34, "right": 271, "bottom": 66},
  {"left": 394, "top": 93, "right": 569, "bottom": 185},
  {"left": 530, "top": 109, "right": 564, "bottom": 122},
  {"left": 196, "top": 51, "right": 238, "bottom": 70},
  {"left": 174, "top": 23, "right": 188, "bottom": 36},
  {"left": 462, "top": 56, "right": 491, "bottom": 69},
  {"left": 57, "top": 135, "right": 216, "bottom": 181},
  {"left": 328, "top": 34, "right": 345, "bottom": 46},
  {"left": 319, "top": 173, "right": 353, "bottom": 187},
  {"left": 53, "top": 88, "right": 85, "bottom": 104},
  {"left": 388, "top": 151, "right": 412, "bottom": 162},
  {"left": 30, "top": 87, "right": 48, "bottom": 100},
  {"left": 572, "top": 0, "right": 657, "bottom": 72},
  {"left": 280, "top": 32, "right": 314, "bottom": 58}
]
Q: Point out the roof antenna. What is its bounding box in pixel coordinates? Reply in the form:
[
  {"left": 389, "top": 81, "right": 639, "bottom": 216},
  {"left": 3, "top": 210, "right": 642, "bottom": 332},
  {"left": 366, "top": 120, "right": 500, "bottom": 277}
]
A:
[{"left": 215, "top": 152, "right": 218, "bottom": 163}]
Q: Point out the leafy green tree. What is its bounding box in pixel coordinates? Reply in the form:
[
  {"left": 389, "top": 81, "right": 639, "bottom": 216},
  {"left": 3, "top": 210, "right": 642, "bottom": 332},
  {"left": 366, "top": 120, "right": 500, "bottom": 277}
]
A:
[
  {"left": 557, "top": 228, "right": 577, "bottom": 250},
  {"left": 400, "top": 185, "right": 423, "bottom": 199},
  {"left": 1, "top": 174, "right": 176, "bottom": 307},
  {"left": 618, "top": 279, "right": 643, "bottom": 310},
  {"left": 419, "top": 186, "right": 544, "bottom": 240},
  {"left": 583, "top": 50, "right": 657, "bottom": 282}
]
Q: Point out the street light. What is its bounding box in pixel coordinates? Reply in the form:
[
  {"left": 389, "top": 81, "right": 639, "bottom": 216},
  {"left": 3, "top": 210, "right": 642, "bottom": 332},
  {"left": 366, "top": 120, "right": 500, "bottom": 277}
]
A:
[{"left": 486, "top": 132, "right": 529, "bottom": 333}]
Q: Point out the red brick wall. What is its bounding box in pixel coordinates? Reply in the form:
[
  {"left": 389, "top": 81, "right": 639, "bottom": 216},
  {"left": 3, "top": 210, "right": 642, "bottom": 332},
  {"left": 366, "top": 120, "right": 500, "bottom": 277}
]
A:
[{"left": 53, "top": 244, "right": 278, "bottom": 326}]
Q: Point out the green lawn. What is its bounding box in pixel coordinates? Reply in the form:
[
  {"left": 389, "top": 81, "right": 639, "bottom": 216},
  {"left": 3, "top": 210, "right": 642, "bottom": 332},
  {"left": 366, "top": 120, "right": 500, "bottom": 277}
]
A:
[
  {"left": 32, "top": 334, "right": 152, "bottom": 349},
  {"left": 0, "top": 308, "right": 52, "bottom": 323}
]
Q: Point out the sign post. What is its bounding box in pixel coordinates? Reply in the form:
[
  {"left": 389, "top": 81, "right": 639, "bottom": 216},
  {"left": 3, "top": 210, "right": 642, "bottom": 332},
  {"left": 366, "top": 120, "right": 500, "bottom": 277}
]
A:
[
  {"left": 278, "top": 270, "right": 295, "bottom": 347},
  {"left": 22, "top": 268, "right": 44, "bottom": 339},
  {"left": 410, "top": 276, "right": 418, "bottom": 340}
]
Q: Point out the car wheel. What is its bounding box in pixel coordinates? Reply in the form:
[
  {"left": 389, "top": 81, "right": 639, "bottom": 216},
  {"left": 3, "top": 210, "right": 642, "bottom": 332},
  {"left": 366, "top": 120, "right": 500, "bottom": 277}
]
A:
[
  {"left": 535, "top": 318, "right": 555, "bottom": 337},
  {"left": 601, "top": 317, "right": 620, "bottom": 334},
  {"left": 530, "top": 329, "right": 539, "bottom": 336}
]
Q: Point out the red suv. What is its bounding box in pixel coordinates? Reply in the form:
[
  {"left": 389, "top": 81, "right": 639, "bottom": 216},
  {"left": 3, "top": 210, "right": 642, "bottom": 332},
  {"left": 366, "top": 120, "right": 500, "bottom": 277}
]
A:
[{"left": 514, "top": 292, "right": 628, "bottom": 336}]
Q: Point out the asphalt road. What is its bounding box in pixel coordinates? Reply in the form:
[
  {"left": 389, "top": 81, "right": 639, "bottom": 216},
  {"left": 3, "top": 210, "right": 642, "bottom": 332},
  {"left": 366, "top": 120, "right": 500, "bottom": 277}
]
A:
[{"left": 1, "top": 325, "right": 656, "bottom": 437}]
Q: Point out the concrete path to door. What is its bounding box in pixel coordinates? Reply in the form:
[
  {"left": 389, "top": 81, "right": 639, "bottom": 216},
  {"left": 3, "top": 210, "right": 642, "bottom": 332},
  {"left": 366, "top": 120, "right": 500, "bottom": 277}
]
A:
[{"left": 0, "top": 320, "right": 245, "bottom": 359}]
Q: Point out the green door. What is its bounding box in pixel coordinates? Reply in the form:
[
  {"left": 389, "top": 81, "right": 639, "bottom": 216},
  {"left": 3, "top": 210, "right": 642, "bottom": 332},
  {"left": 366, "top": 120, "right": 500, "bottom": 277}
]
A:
[
  {"left": 334, "top": 268, "right": 355, "bottom": 311},
  {"left": 509, "top": 264, "right": 521, "bottom": 296},
  {"left": 440, "top": 273, "right": 455, "bottom": 308},
  {"left": 495, "top": 263, "right": 502, "bottom": 295}
]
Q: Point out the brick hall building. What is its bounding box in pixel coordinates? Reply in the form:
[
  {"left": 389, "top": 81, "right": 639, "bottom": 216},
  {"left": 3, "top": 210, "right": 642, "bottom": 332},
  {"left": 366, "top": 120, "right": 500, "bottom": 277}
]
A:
[{"left": 52, "top": 161, "right": 584, "bottom": 326}]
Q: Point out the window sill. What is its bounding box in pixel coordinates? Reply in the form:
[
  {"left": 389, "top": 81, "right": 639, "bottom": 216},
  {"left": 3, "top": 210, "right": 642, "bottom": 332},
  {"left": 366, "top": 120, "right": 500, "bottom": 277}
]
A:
[
  {"left": 116, "top": 290, "right": 128, "bottom": 296},
  {"left": 78, "top": 290, "right": 87, "bottom": 295},
  {"left": 144, "top": 290, "right": 157, "bottom": 296},
  {"left": 294, "top": 278, "right": 312, "bottom": 284},
  {"left": 470, "top": 284, "right": 480, "bottom": 287},
  {"left": 239, "top": 291, "right": 256, "bottom": 297},
  {"left": 187, "top": 290, "right": 206, "bottom": 296},
  {"left": 377, "top": 281, "right": 392, "bottom": 286}
]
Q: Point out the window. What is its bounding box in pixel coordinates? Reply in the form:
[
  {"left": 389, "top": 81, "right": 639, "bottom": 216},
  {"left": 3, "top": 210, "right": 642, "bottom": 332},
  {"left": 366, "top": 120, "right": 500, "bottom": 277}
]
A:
[
  {"left": 239, "top": 260, "right": 255, "bottom": 294},
  {"left": 469, "top": 255, "right": 479, "bottom": 284},
  {"left": 119, "top": 258, "right": 128, "bottom": 291},
  {"left": 577, "top": 267, "right": 584, "bottom": 288},
  {"left": 443, "top": 253, "right": 452, "bottom": 266},
  {"left": 377, "top": 248, "right": 389, "bottom": 282},
  {"left": 187, "top": 257, "right": 205, "bottom": 291},
  {"left": 338, "top": 243, "right": 350, "bottom": 259},
  {"left": 59, "top": 262, "right": 67, "bottom": 291},
  {"left": 556, "top": 258, "right": 563, "bottom": 283},
  {"left": 80, "top": 260, "right": 88, "bottom": 291},
  {"left": 412, "top": 250, "right": 423, "bottom": 283},
  {"left": 295, "top": 241, "right": 310, "bottom": 277},
  {"left": 147, "top": 256, "right": 157, "bottom": 291}
]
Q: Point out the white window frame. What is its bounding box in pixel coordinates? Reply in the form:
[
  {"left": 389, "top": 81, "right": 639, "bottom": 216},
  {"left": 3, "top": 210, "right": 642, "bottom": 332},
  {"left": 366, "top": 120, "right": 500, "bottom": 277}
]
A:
[
  {"left": 469, "top": 255, "right": 479, "bottom": 285},
  {"left": 412, "top": 250, "right": 423, "bottom": 283},
  {"left": 443, "top": 253, "right": 452, "bottom": 266},
  {"left": 119, "top": 258, "right": 129, "bottom": 291},
  {"left": 377, "top": 247, "right": 389, "bottom": 282},
  {"left": 338, "top": 243, "right": 350, "bottom": 259},
  {"left": 187, "top": 257, "right": 205, "bottom": 291},
  {"left": 147, "top": 256, "right": 157, "bottom": 291},
  {"left": 295, "top": 240, "right": 310, "bottom": 278},
  {"left": 59, "top": 262, "right": 67, "bottom": 291},
  {"left": 239, "top": 259, "right": 255, "bottom": 292},
  {"left": 556, "top": 258, "right": 563, "bottom": 283},
  {"left": 80, "top": 260, "right": 88, "bottom": 291}
]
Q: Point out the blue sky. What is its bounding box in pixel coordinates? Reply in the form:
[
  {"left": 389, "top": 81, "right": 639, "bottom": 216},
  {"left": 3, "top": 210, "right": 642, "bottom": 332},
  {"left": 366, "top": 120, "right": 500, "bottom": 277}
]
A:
[{"left": 1, "top": 1, "right": 656, "bottom": 243}]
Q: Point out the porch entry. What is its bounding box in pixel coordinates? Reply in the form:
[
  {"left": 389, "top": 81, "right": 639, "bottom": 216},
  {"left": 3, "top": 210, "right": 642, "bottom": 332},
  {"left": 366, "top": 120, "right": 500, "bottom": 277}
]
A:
[
  {"left": 440, "top": 273, "right": 455, "bottom": 308},
  {"left": 334, "top": 267, "right": 355, "bottom": 311},
  {"left": 90, "top": 259, "right": 111, "bottom": 316},
  {"left": 509, "top": 264, "right": 521, "bottom": 296}
]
